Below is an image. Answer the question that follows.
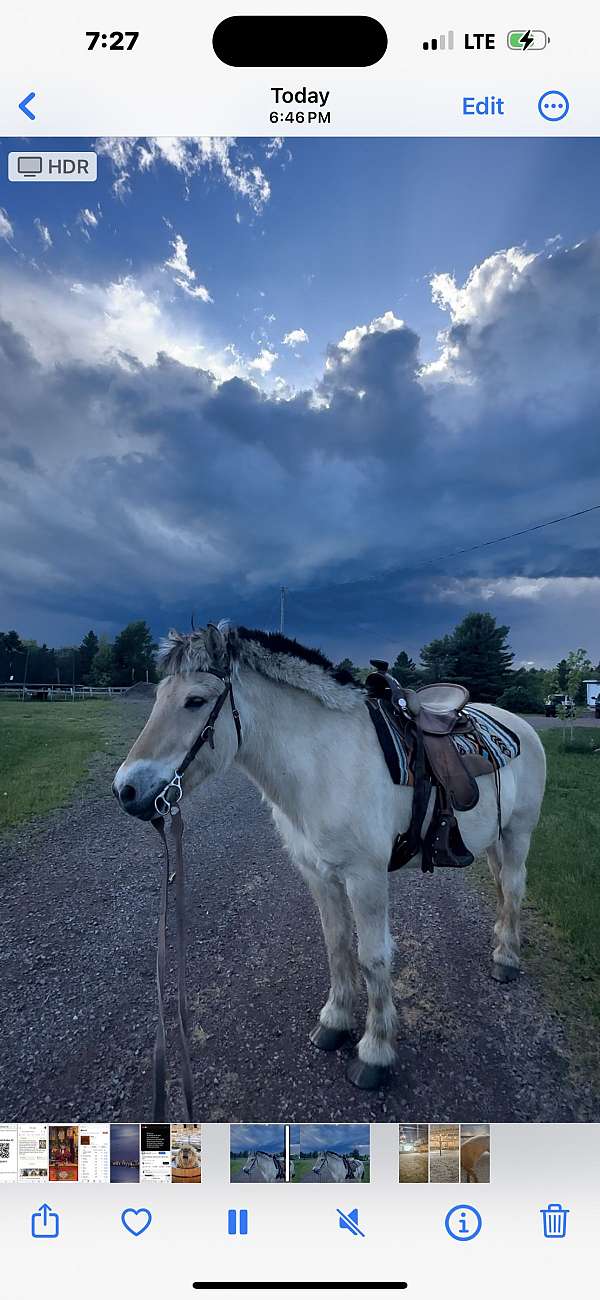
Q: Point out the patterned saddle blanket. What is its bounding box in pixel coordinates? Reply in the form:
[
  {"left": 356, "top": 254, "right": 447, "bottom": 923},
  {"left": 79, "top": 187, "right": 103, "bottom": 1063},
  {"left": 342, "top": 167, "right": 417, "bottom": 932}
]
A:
[{"left": 368, "top": 702, "right": 520, "bottom": 788}]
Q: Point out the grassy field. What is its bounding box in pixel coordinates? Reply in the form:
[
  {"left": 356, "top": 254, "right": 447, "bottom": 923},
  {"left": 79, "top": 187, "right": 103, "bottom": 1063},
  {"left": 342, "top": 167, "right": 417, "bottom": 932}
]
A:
[
  {"left": 0, "top": 698, "right": 127, "bottom": 831},
  {"left": 291, "top": 1156, "right": 371, "bottom": 1181},
  {"left": 526, "top": 730, "right": 600, "bottom": 1000},
  {"left": 2, "top": 702, "right": 600, "bottom": 998}
]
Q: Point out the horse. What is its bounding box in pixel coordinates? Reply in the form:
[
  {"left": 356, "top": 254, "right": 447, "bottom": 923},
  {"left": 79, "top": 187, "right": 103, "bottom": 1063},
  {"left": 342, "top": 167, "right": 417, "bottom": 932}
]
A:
[
  {"left": 460, "top": 1134, "right": 490, "bottom": 1183},
  {"left": 242, "top": 1150, "right": 284, "bottom": 1182},
  {"left": 312, "top": 1151, "right": 364, "bottom": 1181},
  {"left": 113, "top": 621, "right": 547, "bottom": 1090}
]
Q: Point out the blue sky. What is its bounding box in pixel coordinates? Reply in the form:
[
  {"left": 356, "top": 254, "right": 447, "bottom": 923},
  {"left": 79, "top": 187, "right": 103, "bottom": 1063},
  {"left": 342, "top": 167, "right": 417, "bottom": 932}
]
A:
[
  {"left": 289, "top": 1124, "right": 370, "bottom": 1154},
  {"left": 230, "top": 1123, "right": 285, "bottom": 1155},
  {"left": 1, "top": 136, "right": 600, "bottom": 666}
]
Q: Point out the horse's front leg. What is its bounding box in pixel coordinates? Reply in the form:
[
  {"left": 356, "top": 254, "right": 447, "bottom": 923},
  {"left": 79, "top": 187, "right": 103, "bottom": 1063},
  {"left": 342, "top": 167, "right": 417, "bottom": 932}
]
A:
[
  {"left": 345, "top": 862, "right": 396, "bottom": 1089},
  {"left": 297, "top": 861, "right": 360, "bottom": 1051}
]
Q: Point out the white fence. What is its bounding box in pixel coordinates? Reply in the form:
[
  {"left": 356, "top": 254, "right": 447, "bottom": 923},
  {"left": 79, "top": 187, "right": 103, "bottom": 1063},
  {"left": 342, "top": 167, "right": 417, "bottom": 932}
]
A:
[{"left": 0, "top": 684, "right": 129, "bottom": 701}]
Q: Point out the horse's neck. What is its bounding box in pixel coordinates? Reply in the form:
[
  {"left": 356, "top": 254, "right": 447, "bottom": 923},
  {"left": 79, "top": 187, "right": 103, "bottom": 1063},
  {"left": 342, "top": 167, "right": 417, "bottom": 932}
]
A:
[{"left": 233, "top": 668, "right": 353, "bottom": 815}]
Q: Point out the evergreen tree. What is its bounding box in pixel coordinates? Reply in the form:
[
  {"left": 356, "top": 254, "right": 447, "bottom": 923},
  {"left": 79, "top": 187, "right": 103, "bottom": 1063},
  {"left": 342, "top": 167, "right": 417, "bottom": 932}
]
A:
[
  {"left": 335, "top": 657, "right": 357, "bottom": 677},
  {"left": 112, "top": 620, "right": 158, "bottom": 685},
  {"left": 79, "top": 630, "right": 99, "bottom": 683},
  {"left": 89, "top": 637, "right": 114, "bottom": 686},
  {"left": 421, "top": 613, "right": 513, "bottom": 702},
  {"left": 0, "top": 630, "right": 24, "bottom": 682},
  {"left": 449, "top": 612, "right": 513, "bottom": 702},
  {"left": 390, "top": 650, "right": 420, "bottom": 687},
  {"left": 419, "top": 634, "right": 456, "bottom": 683}
]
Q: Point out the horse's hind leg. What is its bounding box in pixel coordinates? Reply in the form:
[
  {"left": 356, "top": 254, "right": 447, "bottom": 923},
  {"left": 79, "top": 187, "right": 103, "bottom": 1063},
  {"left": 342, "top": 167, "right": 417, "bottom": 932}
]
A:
[
  {"left": 297, "top": 862, "right": 359, "bottom": 1050},
  {"left": 344, "top": 863, "right": 396, "bottom": 1088},
  {"left": 487, "top": 825, "right": 530, "bottom": 982}
]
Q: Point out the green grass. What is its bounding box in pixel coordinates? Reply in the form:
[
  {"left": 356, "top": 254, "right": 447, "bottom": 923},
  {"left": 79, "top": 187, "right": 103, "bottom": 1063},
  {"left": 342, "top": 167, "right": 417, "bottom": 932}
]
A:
[
  {"left": 291, "top": 1156, "right": 370, "bottom": 1181},
  {"left": 0, "top": 699, "right": 120, "bottom": 830},
  {"left": 527, "top": 731, "right": 600, "bottom": 997}
]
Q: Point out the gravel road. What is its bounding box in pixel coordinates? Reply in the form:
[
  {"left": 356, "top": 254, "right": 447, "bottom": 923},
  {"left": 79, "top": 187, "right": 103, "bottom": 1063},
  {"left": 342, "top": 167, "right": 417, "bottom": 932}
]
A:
[{"left": 1, "top": 704, "right": 598, "bottom": 1123}]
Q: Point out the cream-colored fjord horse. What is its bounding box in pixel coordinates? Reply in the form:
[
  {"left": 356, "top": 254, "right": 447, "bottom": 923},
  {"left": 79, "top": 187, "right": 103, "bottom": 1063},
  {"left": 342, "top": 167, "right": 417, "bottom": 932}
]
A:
[{"left": 113, "top": 622, "right": 547, "bottom": 1090}]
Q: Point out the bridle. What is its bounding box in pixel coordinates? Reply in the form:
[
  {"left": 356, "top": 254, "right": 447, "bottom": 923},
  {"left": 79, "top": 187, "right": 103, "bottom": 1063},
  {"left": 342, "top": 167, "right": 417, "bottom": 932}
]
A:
[
  {"left": 153, "top": 666, "right": 242, "bottom": 818},
  {"left": 150, "top": 663, "right": 242, "bottom": 1123}
]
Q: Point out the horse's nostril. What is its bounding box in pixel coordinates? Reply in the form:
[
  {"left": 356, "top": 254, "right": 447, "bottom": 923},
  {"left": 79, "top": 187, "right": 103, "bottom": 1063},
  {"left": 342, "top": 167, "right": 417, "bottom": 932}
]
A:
[{"left": 120, "top": 784, "right": 137, "bottom": 805}]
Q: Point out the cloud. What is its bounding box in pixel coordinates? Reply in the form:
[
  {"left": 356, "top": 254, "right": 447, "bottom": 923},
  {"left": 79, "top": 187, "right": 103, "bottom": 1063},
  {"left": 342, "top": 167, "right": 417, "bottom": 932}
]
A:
[
  {"left": 163, "top": 234, "right": 213, "bottom": 302},
  {"left": 2, "top": 233, "right": 600, "bottom": 664},
  {"left": 77, "top": 207, "right": 101, "bottom": 238},
  {"left": 282, "top": 328, "right": 309, "bottom": 346},
  {"left": 95, "top": 137, "right": 273, "bottom": 211},
  {"left": 248, "top": 347, "right": 277, "bottom": 374},
  {"left": 33, "top": 218, "right": 52, "bottom": 250},
  {"left": 0, "top": 208, "right": 14, "bottom": 242}
]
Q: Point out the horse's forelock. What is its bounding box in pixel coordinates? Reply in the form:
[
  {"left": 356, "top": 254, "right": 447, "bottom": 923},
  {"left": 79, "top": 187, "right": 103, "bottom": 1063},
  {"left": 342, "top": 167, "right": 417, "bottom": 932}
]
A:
[{"left": 158, "top": 629, "right": 217, "bottom": 676}]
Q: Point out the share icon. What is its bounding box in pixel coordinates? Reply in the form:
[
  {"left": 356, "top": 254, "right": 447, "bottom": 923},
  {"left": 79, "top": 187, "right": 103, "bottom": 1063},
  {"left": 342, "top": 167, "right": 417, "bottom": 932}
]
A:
[{"left": 337, "top": 1208, "right": 365, "bottom": 1237}]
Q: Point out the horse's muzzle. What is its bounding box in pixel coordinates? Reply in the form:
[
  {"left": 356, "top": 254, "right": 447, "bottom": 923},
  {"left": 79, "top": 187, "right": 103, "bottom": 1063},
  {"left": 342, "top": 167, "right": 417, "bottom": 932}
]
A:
[{"left": 112, "top": 778, "right": 160, "bottom": 821}]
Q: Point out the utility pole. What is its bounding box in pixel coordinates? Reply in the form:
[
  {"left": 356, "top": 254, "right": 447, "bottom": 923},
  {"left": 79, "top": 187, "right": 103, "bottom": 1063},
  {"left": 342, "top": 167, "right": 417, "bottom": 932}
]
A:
[{"left": 279, "top": 585, "right": 287, "bottom": 635}]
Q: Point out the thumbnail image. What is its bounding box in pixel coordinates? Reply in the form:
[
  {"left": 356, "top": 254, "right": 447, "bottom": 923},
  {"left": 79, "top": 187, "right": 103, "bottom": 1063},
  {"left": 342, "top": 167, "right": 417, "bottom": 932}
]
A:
[
  {"left": 49, "top": 1125, "right": 79, "bottom": 1181},
  {"left": 290, "top": 1125, "right": 370, "bottom": 1182},
  {"left": 399, "top": 1125, "right": 429, "bottom": 1183},
  {"left": 460, "top": 1125, "right": 490, "bottom": 1184},
  {"left": 78, "top": 1124, "right": 110, "bottom": 1183},
  {"left": 110, "top": 1124, "right": 140, "bottom": 1183},
  {"left": 0, "top": 1125, "right": 18, "bottom": 1183},
  {"left": 140, "top": 1124, "right": 171, "bottom": 1183},
  {"left": 171, "top": 1125, "right": 201, "bottom": 1183},
  {"left": 230, "top": 1125, "right": 286, "bottom": 1182},
  {"left": 429, "top": 1125, "right": 460, "bottom": 1183},
  {"left": 18, "top": 1124, "right": 49, "bottom": 1181}
]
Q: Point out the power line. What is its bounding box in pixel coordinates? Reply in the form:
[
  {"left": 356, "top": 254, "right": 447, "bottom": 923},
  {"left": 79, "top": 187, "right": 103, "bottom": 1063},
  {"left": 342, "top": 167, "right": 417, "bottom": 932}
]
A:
[{"left": 409, "top": 501, "right": 600, "bottom": 573}]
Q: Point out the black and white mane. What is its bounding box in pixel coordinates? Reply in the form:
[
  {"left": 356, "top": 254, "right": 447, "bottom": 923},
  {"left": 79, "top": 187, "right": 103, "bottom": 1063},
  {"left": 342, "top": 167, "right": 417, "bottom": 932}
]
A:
[{"left": 159, "top": 625, "right": 363, "bottom": 712}]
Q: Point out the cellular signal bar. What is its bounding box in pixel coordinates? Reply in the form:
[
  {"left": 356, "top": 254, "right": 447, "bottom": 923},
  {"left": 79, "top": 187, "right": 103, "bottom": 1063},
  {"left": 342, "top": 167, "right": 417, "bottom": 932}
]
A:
[{"left": 422, "top": 29, "right": 454, "bottom": 51}]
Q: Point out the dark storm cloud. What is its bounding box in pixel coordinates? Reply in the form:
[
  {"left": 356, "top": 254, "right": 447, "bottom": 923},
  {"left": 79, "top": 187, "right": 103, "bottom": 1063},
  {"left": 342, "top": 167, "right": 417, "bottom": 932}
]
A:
[{"left": 1, "top": 235, "right": 600, "bottom": 661}]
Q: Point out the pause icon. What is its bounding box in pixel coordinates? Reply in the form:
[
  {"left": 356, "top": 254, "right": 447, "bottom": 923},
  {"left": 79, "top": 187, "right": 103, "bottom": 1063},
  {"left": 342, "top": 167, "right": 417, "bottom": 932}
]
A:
[
  {"left": 228, "top": 1209, "right": 249, "bottom": 1235},
  {"left": 423, "top": 30, "right": 454, "bottom": 51}
]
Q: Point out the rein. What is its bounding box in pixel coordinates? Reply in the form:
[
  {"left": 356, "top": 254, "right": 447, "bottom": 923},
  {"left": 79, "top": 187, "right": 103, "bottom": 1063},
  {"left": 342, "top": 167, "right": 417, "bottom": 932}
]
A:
[{"left": 149, "top": 668, "right": 242, "bottom": 1121}]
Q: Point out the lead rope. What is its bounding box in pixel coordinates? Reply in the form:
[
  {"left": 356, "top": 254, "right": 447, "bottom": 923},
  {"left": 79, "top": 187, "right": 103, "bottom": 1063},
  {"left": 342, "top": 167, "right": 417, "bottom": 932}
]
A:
[{"left": 151, "top": 808, "right": 194, "bottom": 1122}]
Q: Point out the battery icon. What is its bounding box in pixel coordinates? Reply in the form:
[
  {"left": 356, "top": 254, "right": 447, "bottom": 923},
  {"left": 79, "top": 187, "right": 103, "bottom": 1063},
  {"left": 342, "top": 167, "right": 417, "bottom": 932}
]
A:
[{"left": 507, "top": 29, "right": 548, "bottom": 50}]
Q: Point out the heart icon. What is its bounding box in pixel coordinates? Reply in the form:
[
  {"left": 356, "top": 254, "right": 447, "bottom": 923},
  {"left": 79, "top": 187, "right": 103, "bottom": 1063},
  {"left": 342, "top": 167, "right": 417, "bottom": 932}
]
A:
[{"left": 121, "top": 1207, "right": 152, "bottom": 1237}]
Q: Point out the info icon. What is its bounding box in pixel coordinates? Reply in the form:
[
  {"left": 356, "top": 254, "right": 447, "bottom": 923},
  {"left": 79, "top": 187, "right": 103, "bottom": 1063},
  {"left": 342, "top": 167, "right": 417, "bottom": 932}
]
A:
[{"left": 445, "top": 1204, "right": 482, "bottom": 1241}]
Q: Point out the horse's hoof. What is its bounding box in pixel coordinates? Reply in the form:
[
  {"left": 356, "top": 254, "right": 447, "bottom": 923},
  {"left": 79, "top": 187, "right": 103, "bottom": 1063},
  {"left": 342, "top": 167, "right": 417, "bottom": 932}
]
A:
[
  {"left": 309, "top": 1023, "right": 351, "bottom": 1052},
  {"left": 346, "top": 1057, "right": 390, "bottom": 1090},
  {"left": 491, "top": 962, "right": 521, "bottom": 983}
]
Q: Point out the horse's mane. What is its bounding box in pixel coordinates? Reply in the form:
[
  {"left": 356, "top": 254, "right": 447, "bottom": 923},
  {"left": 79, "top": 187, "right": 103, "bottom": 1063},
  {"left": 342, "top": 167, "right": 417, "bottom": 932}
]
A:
[{"left": 159, "top": 623, "right": 364, "bottom": 713}]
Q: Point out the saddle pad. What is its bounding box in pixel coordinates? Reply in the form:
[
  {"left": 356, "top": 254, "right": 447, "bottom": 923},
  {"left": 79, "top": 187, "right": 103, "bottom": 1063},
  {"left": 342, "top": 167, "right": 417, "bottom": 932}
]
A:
[{"left": 369, "top": 701, "right": 520, "bottom": 787}]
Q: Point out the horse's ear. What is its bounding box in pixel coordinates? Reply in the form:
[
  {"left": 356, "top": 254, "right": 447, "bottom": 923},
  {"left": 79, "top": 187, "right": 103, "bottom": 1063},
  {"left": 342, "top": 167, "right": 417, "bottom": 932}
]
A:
[{"left": 205, "top": 622, "right": 228, "bottom": 670}]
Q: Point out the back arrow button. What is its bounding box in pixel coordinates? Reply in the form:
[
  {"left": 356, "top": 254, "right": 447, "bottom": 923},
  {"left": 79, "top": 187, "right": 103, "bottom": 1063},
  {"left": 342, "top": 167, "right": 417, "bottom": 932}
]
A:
[{"left": 19, "top": 92, "right": 36, "bottom": 120}]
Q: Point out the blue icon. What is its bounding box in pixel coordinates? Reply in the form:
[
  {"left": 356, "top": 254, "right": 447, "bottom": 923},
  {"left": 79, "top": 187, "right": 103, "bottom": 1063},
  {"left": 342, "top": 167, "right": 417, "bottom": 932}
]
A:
[
  {"left": 540, "top": 1203, "right": 569, "bottom": 1238},
  {"left": 337, "top": 1208, "right": 365, "bottom": 1238},
  {"left": 228, "top": 1208, "right": 249, "bottom": 1235},
  {"left": 18, "top": 92, "right": 36, "bottom": 121},
  {"left": 31, "top": 1203, "right": 59, "bottom": 1238},
  {"left": 121, "top": 1207, "right": 152, "bottom": 1237},
  {"left": 538, "top": 90, "right": 569, "bottom": 121},
  {"left": 445, "top": 1204, "right": 482, "bottom": 1241}
]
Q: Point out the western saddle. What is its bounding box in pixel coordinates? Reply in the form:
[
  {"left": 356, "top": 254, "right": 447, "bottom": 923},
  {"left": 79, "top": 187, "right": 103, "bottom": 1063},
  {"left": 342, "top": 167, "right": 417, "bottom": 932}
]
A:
[{"left": 365, "top": 660, "right": 496, "bottom": 873}]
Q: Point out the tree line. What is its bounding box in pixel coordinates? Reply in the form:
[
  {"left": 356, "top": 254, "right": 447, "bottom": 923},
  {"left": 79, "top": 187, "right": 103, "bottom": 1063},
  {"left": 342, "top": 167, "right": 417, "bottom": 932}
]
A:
[
  {"left": 0, "top": 622, "right": 158, "bottom": 688},
  {"left": 1, "top": 610, "right": 598, "bottom": 708},
  {"left": 336, "top": 612, "right": 600, "bottom": 712}
]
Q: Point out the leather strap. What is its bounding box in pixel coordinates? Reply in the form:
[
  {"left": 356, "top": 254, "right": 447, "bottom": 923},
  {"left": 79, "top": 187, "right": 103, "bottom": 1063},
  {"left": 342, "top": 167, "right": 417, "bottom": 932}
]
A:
[{"left": 151, "top": 809, "right": 194, "bottom": 1122}]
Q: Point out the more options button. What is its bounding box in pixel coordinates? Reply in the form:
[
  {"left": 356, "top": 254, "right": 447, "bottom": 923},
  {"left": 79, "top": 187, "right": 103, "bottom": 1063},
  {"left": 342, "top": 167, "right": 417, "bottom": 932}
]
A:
[{"left": 8, "top": 152, "right": 97, "bottom": 182}]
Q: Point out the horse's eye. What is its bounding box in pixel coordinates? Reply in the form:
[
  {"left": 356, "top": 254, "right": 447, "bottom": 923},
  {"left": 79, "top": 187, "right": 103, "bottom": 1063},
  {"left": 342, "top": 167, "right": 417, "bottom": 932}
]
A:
[{"left": 184, "top": 696, "right": 206, "bottom": 709}]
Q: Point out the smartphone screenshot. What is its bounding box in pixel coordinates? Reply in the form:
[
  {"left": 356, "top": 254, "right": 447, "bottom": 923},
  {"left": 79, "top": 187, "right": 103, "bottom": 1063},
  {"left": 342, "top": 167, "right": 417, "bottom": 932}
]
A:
[{"left": 0, "top": 1, "right": 598, "bottom": 1296}]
